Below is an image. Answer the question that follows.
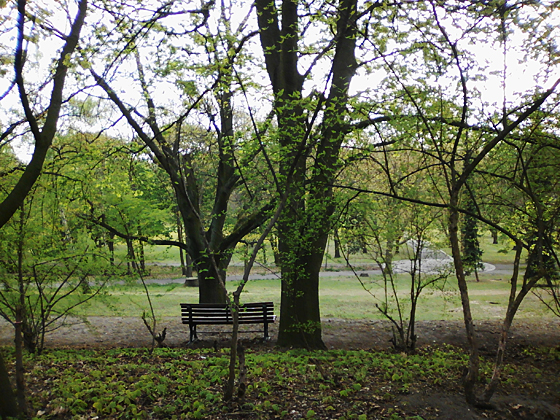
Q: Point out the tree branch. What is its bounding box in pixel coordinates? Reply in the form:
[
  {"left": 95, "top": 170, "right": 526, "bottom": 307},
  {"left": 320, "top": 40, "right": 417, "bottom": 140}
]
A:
[
  {"left": 81, "top": 213, "right": 188, "bottom": 251},
  {"left": 0, "top": 0, "right": 87, "bottom": 229}
]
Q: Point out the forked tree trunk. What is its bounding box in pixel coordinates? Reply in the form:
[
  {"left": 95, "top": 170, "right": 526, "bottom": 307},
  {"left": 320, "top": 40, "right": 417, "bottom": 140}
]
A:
[
  {"left": 483, "top": 311, "right": 514, "bottom": 402},
  {"left": 94, "top": 42, "right": 271, "bottom": 306},
  {"left": 482, "top": 243, "right": 544, "bottom": 402},
  {"left": 255, "top": 0, "right": 358, "bottom": 349}
]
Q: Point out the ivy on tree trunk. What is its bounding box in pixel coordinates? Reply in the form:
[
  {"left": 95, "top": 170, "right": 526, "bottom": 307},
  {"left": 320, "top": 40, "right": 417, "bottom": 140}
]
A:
[{"left": 255, "top": 0, "right": 359, "bottom": 349}]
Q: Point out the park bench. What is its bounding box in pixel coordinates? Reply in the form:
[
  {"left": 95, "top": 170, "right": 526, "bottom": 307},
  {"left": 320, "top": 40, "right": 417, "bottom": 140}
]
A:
[{"left": 180, "top": 302, "right": 275, "bottom": 343}]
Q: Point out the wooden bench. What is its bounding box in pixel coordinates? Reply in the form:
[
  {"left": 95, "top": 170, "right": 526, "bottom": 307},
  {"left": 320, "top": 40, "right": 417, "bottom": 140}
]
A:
[{"left": 180, "top": 302, "right": 275, "bottom": 343}]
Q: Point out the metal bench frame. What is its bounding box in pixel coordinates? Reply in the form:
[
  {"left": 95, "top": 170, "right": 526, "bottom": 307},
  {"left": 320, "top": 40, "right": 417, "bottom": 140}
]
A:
[{"left": 180, "top": 301, "right": 275, "bottom": 343}]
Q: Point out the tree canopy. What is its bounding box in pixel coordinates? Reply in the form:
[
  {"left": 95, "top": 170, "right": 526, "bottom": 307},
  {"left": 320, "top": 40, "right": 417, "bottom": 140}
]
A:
[{"left": 2, "top": 0, "right": 560, "bottom": 409}]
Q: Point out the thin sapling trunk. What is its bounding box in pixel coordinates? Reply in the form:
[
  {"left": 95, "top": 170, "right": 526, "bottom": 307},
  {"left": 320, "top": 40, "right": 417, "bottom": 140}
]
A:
[{"left": 224, "top": 200, "right": 284, "bottom": 401}]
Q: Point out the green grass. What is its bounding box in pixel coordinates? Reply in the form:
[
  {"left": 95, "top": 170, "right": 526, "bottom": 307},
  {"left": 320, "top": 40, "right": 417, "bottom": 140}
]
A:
[
  {"left": 439, "top": 231, "right": 528, "bottom": 265},
  {"left": 64, "top": 272, "right": 552, "bottom": 322},
  {"left": 1, "top": 231, "right": 550, "bottom": 323}
]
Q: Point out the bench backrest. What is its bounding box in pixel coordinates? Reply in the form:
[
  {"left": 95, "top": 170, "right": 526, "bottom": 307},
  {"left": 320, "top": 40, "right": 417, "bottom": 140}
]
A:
[{"left": 180, "top": 302, "right": 275, "bottom": 325}]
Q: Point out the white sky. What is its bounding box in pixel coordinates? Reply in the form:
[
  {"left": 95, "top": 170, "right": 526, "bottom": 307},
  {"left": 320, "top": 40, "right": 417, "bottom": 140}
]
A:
[{"left": 1, "top": 1, "right": 559, "bottom": 162}]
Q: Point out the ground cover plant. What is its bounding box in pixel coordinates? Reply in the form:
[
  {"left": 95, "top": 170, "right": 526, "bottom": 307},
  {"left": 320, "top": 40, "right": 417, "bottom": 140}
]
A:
[{"left": 2, "top": 344, "right": 559, "bottom": 419}]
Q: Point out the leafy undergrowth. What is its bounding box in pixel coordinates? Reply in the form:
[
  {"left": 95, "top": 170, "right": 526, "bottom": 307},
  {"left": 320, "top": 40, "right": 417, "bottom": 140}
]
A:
[{"left": 3, "top": 344, "right": 559, "bottom": 419}]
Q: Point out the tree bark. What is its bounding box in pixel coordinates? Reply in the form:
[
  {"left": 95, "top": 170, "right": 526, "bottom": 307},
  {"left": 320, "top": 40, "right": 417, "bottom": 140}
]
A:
[
  {"left": 0, "top": 352, "right": 18, "bottom": 419},
  {"left": 334, "top": 230, "right": 341, "bottom": 259},
  {"left": 256, "top": 0, "right": 358, "bottom": 349},
  {"left": 196, "top": 255, "right": 229, "bottom": 304},
  {"left": 0, "top": 0, "right": 87, "bottom": 228},
  {"left": 277, "top": 239, "right": 327, "bottom": 349},
  {"left": 177, "top": 213, "right": 192, "bottom": 276},
  {"left": 482, "top": 241, "right": 543, "bottom": 402},
  {"left": 491, "top": 228, "right": 498, "bottom": 244},
  {"left": 449, "top": 203, "right": 480, "bottom": 405}
]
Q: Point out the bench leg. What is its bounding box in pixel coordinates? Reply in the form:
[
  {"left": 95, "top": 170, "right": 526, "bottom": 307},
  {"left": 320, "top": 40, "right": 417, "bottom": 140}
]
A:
[
  {"left": 263, "top": 320, "right": 269, "bottom": 341},
  {"left": 189, "top": 325, "right": 198, "bottom": 343}
]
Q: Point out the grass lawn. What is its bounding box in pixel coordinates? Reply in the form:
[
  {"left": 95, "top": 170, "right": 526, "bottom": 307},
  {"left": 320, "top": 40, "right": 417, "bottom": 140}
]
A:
[
  {"left": 69, "top": 271, "right": 552, "bottom": 323},
  {"left": 1, "top": 230, "right": 552, "bottom": 325}
]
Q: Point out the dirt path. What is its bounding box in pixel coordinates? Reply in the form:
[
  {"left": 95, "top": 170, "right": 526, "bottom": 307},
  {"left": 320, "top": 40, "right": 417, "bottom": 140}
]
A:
[{"left": 1, "top": 316, "right": 558, "bottom": 351}]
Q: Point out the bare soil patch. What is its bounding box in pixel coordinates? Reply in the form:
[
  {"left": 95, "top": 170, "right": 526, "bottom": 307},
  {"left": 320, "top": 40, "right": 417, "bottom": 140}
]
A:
[{"left": 2, "top": 316, "right": 558, "bottom": 351}]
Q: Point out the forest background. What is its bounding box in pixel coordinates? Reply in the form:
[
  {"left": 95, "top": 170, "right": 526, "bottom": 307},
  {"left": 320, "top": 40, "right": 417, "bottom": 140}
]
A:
[{"left": 1, "top": 0, "right": 560, "bottom": 417}]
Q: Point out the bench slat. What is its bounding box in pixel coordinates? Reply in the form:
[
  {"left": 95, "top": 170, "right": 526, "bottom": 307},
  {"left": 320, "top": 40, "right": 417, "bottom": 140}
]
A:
[
  {"left": 181, "top": 308, "right": 274, "bottom": 314},
  {"left": 185, "top": 315, "right": 275, "bottom": 321},
  {"left": 184, "top": 319, "right": 275, "bottom": 325}
]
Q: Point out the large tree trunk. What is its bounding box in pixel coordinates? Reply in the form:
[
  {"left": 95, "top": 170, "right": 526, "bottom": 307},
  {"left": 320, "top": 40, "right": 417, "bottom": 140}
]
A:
[
  {"left": 277, "top": 261, "right": 325, "bottom": 349},
  {"left": 255, "top": 0, "right": 358, "bottom": 349},
  {"left": 0, "top": 352, "right": 18, "bottom": 419},
  {"left": 196, "top": 256, "right": 228, "bottom": 304},
  {"left": 277, "top": 206, "right": 327, "bottom": 349}
]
